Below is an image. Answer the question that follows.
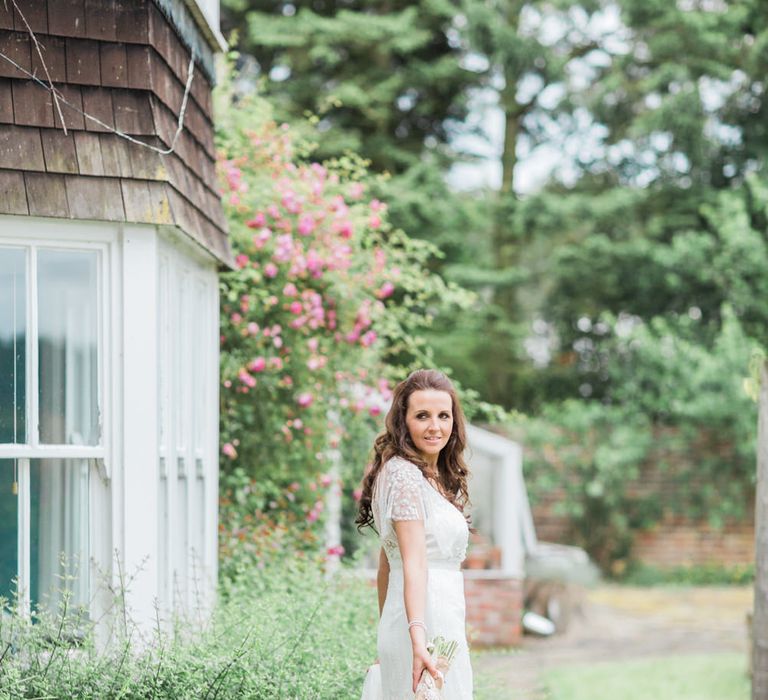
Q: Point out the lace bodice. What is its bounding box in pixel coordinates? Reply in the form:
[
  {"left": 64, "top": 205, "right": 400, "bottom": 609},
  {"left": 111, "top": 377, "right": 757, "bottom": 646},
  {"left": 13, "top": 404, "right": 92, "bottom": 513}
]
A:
[{"left": 372, "top": 456, "right": 468, "bottom": 568}]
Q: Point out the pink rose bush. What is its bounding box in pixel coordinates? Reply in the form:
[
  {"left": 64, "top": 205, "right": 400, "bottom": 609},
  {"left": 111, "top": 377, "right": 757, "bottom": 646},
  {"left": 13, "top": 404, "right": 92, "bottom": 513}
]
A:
[{"left": 215, "top": 85, "right": 473, "bottom": 567}]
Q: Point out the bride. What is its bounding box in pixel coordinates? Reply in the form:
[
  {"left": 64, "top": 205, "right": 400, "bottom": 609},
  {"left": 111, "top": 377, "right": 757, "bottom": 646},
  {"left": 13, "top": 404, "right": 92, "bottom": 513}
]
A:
[{"left": 356, "top": 369, "right": 474, "bottom": 699}]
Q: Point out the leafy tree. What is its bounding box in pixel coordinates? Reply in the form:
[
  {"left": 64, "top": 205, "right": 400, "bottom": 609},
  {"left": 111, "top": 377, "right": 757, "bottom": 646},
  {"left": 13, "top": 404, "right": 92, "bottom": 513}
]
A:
[{"left": 221, "top": 0, "right": 476, "bottom": 174}]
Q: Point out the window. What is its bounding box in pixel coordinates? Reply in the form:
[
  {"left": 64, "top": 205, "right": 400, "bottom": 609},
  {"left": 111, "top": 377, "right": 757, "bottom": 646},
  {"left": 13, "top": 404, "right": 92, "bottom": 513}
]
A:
[{"left": 0, "top": 243, "right": 106, "bottom": 616}]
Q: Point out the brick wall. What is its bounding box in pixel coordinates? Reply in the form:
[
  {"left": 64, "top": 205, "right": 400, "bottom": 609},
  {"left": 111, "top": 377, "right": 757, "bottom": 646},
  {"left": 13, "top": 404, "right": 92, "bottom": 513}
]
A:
[
  {"left": 531, "top": 486, "right": 755, "bottom": 570},
  {"left": 463, "top": 573, "right": 523, "bottom": 647},
  {"left": 633, "top": 517, "right": 754, "bottom": 568}
]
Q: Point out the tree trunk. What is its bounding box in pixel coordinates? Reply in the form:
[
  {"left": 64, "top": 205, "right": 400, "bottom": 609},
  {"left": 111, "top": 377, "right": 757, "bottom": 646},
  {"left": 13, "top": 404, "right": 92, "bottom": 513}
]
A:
[
  {"left": 499, "top": 83, "right": 519, "bottom": 199},
  {"left": 754, "top": 363, "right": 768, "bottom": 699}
]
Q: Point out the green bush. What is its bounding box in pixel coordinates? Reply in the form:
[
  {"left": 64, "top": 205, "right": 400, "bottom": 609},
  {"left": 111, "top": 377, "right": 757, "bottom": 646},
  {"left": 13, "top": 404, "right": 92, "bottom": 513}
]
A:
[
  {"left": 620, "top": 562, "right": 755, "bottom": 587},
  {"left": 0, "top": 562, "right": 378, "bottom": 699},
  {"left": 515, "top": 305, "right": 759, "bottom": 574}
]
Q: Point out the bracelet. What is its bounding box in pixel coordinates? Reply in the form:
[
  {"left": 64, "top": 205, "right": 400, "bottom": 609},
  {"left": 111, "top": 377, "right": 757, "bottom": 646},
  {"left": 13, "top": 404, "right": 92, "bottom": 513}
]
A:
[{"left": 408, "top": 619, "right": 426, "bottom": 631}]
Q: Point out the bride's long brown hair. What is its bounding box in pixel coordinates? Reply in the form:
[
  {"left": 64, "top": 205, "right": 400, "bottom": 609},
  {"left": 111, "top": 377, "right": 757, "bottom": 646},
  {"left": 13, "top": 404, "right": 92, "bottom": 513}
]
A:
[{"left": 355, "top": 369, "right": 470, "bottom": 532}]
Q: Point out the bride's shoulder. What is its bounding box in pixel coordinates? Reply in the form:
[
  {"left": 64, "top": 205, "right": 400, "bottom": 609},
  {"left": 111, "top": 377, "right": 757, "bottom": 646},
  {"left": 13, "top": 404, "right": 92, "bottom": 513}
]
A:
[
  {"left": 380, "top": 456, "right": 424, "bottom": 487},
  {"left": 383, "top": 455, "right": 421, "bottom": 473}
]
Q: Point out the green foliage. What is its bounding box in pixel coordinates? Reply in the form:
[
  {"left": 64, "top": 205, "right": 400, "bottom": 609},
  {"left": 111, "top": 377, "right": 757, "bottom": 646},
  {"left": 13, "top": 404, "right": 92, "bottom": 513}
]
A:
[
  {"left": 519, "top": 401, "right": 654, "bottom": 570},
  {"left": 543, "top": 653, "right": 749, "bottom": 700},
  {"left": 620, "top": 562, "right": 755, "bottom": 587},
  {"left": 518, "top": 306, "right": 759, "bottom": 571},
  {"left": 215, "top": 63, "right": 500, "bottom": 564},
  {"left": 0, "top": 563, "right": 377, "bottom": 698}
]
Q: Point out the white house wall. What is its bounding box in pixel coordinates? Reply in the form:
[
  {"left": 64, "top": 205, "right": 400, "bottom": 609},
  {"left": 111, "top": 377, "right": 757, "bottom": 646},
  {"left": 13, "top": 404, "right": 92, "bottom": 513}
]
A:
[{"left": 156, "top": 228, "right": 219, "bottom": 625}]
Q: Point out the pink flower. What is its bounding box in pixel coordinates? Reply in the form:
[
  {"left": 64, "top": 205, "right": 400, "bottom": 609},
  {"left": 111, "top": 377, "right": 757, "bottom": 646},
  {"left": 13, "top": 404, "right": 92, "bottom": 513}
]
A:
[
  {"left": 306, "top": 509, "right": 319, "bottom": 523},
  {"left": 253, "top": 228, "right": 272, "bottom": 249},
  {"left": 352, "top": 488, "right": 363, "bottom": 502},
  {"left": 298, "top": 215, "right": 316, "bottom": 236},
  {"left": 235, "top": 253, "right": 249, "bottom": 269},
  {"left": 283, "top": 283, "right": 298, "bottom": 297},
  {"left": 230, "top": 312, "right": 242, "bottom": 324},
  {"left": 269, "top": 357, "right": 283, "bottom": 370},
  {"left": 327, "top": 544, "right": 345, "bottom": 557},
  {"left": 370, "top": 199, "right": 384, "bottom": 212},
  {"left": 307, "top": 337, "right": 319, "bottom": 352},
  {"left": 246, "top": 212, "right": 266, "bottom": 228},
  {"left": 264, "top": 263, "right": 278, "bottom": 278},
  {"left": 369, "top": 405, "right": 382, "bottom": 417},
  {"left": 297, "top": 392, "right": 314, "bottom": 408},
  {"left": 289, "top": 301, "right": 303, "bottom": 315},
  {"left": 376, "top": 281, "right": 395, "bottom": 299},
  {"left": 273, "top": 336, "right": 283, "bottom": 348},
  {"left": 307, "top": 356, "right": 326, "bottom": 370},
  {"left": 348, "top": 182, "right": 364, "bottom": 200},
  {"left": 238, "top": 370, "right": 256, "bottom": 388},
  {"left": 360, "top": 330, "right": 377, "bottom": 347},
  {"left": 320, "top": 473, "right": 332, "bottom": 487},
  {"left": 247, "top": 322, "right": 260, "bottom": 335},
  {"left": 267, "top": 204, "right": 281, "bottom": 219},
  {"left": 222, "top": 443, "right": 237, "bottom": 459},
  {"left": 248, "top": 357, "right": 266, "bottom": 373},
  {"left": 337, "top": 221, "right": 353, "bottom": 239},
  {"left": 311, "top": 163, "right": 327, "bottom": 179},
  {"left": 369, "top": 214, "right": 382, "bottom": 229}
]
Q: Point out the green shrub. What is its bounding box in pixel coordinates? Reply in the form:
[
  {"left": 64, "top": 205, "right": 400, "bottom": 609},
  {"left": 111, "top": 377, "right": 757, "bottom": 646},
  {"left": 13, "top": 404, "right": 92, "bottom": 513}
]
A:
[
  {"left": 620, "top": 562, "right": 755, "bottom": 587},
  {"left": 0, "top": 562, "right": 378, "bottom": 699}
]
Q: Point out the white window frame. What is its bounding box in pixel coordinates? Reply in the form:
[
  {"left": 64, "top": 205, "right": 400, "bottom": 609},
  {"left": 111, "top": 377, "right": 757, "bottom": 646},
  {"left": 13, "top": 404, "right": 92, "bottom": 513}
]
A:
[{"left": 0, "top": 217, "right": 119, "bottom": 616}]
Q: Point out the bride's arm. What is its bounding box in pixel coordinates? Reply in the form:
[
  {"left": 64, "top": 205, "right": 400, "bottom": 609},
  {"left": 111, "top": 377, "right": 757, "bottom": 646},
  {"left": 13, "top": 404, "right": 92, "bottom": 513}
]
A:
[
  {"left": 377, "top": 547, "right": 390, "bottom": 616},
  {"left": 395, "top": 520, "right": 439, "bottom": 692}
]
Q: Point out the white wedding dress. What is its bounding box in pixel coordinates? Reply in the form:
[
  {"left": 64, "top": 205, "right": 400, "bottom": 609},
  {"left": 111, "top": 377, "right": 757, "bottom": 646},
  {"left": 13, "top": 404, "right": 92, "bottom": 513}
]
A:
[{"left": 361, "top": 456, "right": 474, "bottom": 700}]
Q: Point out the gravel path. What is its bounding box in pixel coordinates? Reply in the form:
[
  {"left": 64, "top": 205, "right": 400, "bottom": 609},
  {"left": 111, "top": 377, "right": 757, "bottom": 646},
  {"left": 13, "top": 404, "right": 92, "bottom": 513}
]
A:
[{"left": 472, "top": 585, "right": 752, "bottom": 699}]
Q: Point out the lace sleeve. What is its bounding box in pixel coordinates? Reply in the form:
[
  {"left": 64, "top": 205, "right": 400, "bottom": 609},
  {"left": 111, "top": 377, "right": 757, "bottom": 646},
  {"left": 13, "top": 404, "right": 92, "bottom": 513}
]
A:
[{"left": 380, "top": 458, "right": 427, "bottom": 522}]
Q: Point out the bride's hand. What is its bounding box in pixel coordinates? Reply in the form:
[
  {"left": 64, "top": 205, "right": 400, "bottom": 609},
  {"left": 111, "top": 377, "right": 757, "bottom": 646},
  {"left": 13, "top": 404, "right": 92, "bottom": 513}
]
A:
[{"left": 412, "top": 644, "right": 439, "bottom": 694}]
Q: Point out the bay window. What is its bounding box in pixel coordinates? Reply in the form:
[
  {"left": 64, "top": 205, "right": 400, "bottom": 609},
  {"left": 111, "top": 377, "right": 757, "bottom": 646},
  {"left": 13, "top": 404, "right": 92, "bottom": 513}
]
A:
[{"left": 0, "top": 240, "right": 106, "bottom": 617}]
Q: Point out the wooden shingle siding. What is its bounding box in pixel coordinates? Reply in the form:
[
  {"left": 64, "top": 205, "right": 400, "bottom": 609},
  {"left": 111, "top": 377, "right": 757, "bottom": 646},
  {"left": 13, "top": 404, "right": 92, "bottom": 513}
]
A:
[
  {"left": 31, "top": 35, "right": 65, "bottom": 82},
  {"left": 47, "top": 0, "right": 86, "bottom": 38},
  {"left": 13, "top": 2, "right": 48, "bottom": 34},
  {"left": 0, "top": 79, "right": 13, "bottom": 121},
  {"left": 81, "top": 86, "right": 115, "bottom": 131},
  {"left": 0, "top": 124, "right": 45, "bottom": 169},
  {"left": 41, "top": 129, "right": 79, "bottom": 173},
  {"left": 0, "top": 0, "right": 230, "bottom": 265},
  {"left": 25, "top": 171, "right": 68, "bottom": 217},
  {"left": 0, "top": 169, "right": 28, "bottom": 214}
]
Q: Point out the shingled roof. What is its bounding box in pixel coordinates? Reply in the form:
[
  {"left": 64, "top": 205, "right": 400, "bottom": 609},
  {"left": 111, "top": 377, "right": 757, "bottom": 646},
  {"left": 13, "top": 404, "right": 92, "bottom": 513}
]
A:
[{"left": 0, "top": 0, "right": 231, "bottom": 266}]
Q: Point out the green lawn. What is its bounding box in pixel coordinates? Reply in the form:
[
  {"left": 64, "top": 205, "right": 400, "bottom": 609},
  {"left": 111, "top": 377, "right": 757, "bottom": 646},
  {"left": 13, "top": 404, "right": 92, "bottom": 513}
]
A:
[{"left": 543, "top": 653, "right": 749, "bottom": 700}]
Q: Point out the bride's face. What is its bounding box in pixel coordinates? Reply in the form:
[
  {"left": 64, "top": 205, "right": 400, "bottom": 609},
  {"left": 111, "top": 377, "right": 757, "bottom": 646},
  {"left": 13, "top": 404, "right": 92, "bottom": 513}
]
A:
[{"left": 405, "top": 389, "right": 453, "bottom": 464}]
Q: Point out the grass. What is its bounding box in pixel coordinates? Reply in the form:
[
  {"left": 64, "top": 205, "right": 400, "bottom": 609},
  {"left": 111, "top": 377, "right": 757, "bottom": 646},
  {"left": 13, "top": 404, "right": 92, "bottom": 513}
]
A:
[{"left": 543, "top": 653, "right": 749, "bottom": 700}]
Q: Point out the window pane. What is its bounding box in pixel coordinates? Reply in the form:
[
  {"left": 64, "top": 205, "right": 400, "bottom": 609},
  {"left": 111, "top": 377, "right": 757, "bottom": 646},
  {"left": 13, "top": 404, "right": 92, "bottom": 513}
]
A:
[
  {"left": 0, "top": 248, "right": 26, "bottom": 444},
  {"left": 30, "top": 459, "right": 89, "bottom": 614},
  {"left": 38, "top": 250, "right": 100, "bottom": 445},
  {"left": 0, "top": 459, "right": 18, "bottom": 603}
]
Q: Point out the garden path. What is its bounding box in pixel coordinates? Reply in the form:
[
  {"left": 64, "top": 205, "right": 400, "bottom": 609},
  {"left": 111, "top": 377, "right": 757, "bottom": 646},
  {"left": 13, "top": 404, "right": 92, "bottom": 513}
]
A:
[{"left": 472, "top": 584, "right": 752, "bottom": 699}]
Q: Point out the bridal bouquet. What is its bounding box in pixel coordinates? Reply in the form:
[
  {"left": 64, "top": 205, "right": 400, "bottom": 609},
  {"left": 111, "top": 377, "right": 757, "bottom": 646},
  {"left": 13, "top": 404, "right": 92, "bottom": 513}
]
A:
[{"left": 414, "top": 636, "right": 459, "bottom": 700}]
